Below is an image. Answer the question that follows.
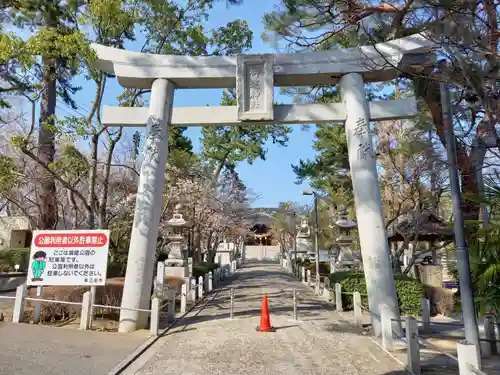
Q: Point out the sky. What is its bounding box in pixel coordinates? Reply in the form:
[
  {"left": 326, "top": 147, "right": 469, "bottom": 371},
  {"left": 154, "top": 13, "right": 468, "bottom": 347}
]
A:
[{"left": 47, "top": 0, "right": 318, "bottom": 209}]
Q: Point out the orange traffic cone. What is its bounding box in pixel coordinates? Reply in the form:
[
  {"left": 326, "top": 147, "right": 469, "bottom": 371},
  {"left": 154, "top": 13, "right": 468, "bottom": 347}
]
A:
[{"left": 256, "top": 296, "right": 275, "bottom": 332}]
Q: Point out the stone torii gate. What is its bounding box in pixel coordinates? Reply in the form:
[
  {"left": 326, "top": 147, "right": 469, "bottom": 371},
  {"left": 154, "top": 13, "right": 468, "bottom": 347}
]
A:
[{"left": 91, "top": 33, "right": 434, "bottom": 334}]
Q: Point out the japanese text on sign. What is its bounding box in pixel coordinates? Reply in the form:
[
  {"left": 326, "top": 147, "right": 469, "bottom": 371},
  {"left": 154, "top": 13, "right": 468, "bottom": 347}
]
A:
[{"left": 27, "top": 230, "right": 110, "bottom": 287}]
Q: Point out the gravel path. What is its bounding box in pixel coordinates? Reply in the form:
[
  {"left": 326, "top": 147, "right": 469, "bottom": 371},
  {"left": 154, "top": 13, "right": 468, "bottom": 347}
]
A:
[{"left": 125, "top": 262, "right": 407, "bottom": 375}]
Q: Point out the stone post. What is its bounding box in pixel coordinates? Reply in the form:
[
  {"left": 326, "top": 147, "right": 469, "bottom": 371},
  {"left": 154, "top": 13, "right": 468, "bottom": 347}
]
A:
[
  {"left": 118, "top": 78, "right": 175, "bottom": 333},
  {"left": 339, "top": 73, "right": 401, "bottom": 338},
  {"left": 457, "top": 340, "right": 481, "bottom": 374},
  {"left": 180, "top": 284, "right": 187, "bottom": 314},
  {"left": 204, "top": 273, "right": 209, "bottom": 292},
  {"left": 483, "top": 317, "right": 496, "bottom": 357},
  {"left": 198, "top": 276, "right": 204, "bottom": 299},
  {"left": 406, "top": 316, "right": 421, "bottom": 374},
  {"left": 353, "top": 292, "right": 362, "bottom": 328},
  {"left": 150, "top": 297, "right": 160, "bottom": 336},
  {"left": 154, "top": 262, "right": 165, "bottom": 299},
  {"left": 190, "top": 278, "right": 196, "bottom": 302},
  {"left": 335, "top": 283, "right": 342, "bottom": 311},
  {"left": 421, "top": 298, "right": 431, "bottom": 333},
  {"left": 167, "top": 290, "right": 176, "bottom": 322},
  {"left": 208, "top": 271, "right": 213, "bottom": 292}
]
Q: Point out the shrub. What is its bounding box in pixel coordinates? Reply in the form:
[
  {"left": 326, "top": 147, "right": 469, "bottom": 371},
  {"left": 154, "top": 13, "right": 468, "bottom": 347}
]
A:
[
  {"left": 422, "top": 285, "right": 456, "bottom": 316},
  {"left": 296, "top": 258, "right": 312, "bottom": 266},
  {"left": 24, "top": 283, "right": 124, "bottom": 323},
  {"left": 106, "top": 262, "right": 125, "bottom": 278},
  {"left": 434, "top": 288, "right": 455, "bottom": 316},
  {"left": 0, "top": 263, "right": 11, "bottom": 273},
  {"left": 192, "top": 262, "right": 220, "bottom": 279},
  {"left": 451, "top": 236, "right": 500, "bottom": 317},
  {"left": 305, "top": 261, "right": 331, "bottom": 276},
  {"left": 0, "top": 248, "right": 30, "bottom": 272},
  {"left": 329, "top": 271, "right": 424, "bottom": 315}
]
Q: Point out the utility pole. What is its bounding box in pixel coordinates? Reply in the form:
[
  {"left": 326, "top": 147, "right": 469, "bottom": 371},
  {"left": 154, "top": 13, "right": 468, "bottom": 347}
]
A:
[
  {"left": 292, "top": 212, "right": 298, "bottom": 272},
  {"left": 440, "top": 82, "right": 480, "bottom": 354},
  {"left": 313, "top": 194, "right": 320, "bottom": 294},
  {"left": 303, "top": 189, "right": 321, "bottom": 294}
]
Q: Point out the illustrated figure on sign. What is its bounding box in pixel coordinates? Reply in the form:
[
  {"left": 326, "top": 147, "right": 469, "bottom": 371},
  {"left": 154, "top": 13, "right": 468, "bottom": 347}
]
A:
[{"left": 31, "top": 251, "right": 47, "bottom": 282}]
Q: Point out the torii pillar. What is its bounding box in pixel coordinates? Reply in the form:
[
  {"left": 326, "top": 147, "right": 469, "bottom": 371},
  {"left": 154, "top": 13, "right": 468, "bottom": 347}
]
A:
[
  {"left": 340, "top": 73, "right": 401, "bottom": 336},
  {"left": 119, "top": 79, "right": 174, "bottom": 332}
]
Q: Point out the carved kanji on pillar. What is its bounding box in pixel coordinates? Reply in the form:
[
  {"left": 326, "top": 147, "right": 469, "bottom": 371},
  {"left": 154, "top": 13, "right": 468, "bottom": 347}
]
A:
[{"left": 236, "top": 54, "right": 274, "bottom": 121}]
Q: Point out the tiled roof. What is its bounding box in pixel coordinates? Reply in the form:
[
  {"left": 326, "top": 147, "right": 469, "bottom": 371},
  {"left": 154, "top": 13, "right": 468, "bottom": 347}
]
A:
[{"left": 387, "top": 210, "right": 454, "bottom": 242}]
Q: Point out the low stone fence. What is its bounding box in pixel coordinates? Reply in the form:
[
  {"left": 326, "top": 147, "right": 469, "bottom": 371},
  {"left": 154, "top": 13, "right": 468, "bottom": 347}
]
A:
[
  {"left": 0, "top": 260, "right": 240, "bottom": 335},
  {"left": 284, "top": 261, "right": 499, "bottom": 375}
]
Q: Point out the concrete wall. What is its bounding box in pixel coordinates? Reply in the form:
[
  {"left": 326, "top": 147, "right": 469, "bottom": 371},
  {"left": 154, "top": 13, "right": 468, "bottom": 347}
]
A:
[
  {"left": 416, "top": 265, "right": 442, "bottom": 287},
  {"left": 243, "top": 245, "right": 280, "bottom": 261},
  {"left": 0, "top": 215, "right": 84, "bottom": 250},
  {"left": 216, "top": 252, "right": 232, "bottom": 266},
  {"left": 0, "top": 216, "right": 31, "bottom": 250},
  {"left": 9, "top": 230, "right": 29, "bottom": 248}
]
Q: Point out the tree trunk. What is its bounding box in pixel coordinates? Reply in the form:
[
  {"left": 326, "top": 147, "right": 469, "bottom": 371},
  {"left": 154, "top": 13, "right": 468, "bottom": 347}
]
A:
[
  {"left": 414, "top": 77, "right": 481, "bottom": 222},
  {"left": 86, "top": 134, "right": 98, "bottom": 229},
  {"left": 68, "top": 189, "right": 78, "bottom": 229},
  {"left": 212, "top": 149, "right": 231, "bottom": 184},
  {"left": 97, "top": 129, "right": 122, "bottom": 229},
  {"left": 205, "top": 230, "right": 213, "bottom": 258},
  {"left": 193, "top": 230, "right": 202, "bottom": 263},
  {"left": 88, "top": 76, "right": 107, "bottom": 229},
  {"left": 37, "top": 56, "right": 58, "bottom": 230}
]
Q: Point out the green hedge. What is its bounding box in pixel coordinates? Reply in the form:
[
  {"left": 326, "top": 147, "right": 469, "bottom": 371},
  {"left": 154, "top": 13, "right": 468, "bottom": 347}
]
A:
[
  {"left": 107, "top": 262, "right": 126, "bottom": 278},
  {"left": 305, "top": 261, "right": 331, "bottom": 276},
  {"left": 295, "top": 258, "right": 310, "bottom": 266},
  {"left": 0, "top": 248, "right": 30, "bottom": 272},
  {"left": 295, "top": 259, "right": 331, "bottom": 275},
  {"left": 329, "top": 271, "right": 424, "bottom": 315},
  {"left": 192, "top": 262, "right": 220, "bottom": 279}
]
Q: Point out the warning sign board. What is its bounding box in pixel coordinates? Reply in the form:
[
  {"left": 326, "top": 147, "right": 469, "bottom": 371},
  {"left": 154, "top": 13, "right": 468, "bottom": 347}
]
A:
[{"left": 27, "top": 230, "right": 110, "bottom": 286}]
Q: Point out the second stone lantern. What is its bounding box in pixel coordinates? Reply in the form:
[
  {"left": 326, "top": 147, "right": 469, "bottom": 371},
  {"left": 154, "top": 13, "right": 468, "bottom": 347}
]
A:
[{"left": 164, "top": 204, "right": 190, "bottom": 278}]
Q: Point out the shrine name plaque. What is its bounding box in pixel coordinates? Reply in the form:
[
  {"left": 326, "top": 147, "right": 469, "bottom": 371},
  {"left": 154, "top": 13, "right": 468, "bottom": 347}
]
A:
[{"left": 236, "top": 54, "right": 274, "bottom": 121}]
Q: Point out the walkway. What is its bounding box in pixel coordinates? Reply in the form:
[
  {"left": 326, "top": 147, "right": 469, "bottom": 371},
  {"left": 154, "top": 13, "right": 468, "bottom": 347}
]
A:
[
  {"left": 122, "top": 262, "right": 406, "bottom": 375},
  {"left": 0, "top": 322, "right": 148, "bottom": 375}
]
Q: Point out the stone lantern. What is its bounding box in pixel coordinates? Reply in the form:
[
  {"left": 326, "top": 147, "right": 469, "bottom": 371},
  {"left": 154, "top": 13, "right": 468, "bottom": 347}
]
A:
[
  {"left": 330, "top": 206, "right": 358, "bottom": 272},
  {"left": 295, "top": 219, "right": 313, "bottom": 260},
  {"left": 164, "top": 204, "right": 190, "bottom": 278}
]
